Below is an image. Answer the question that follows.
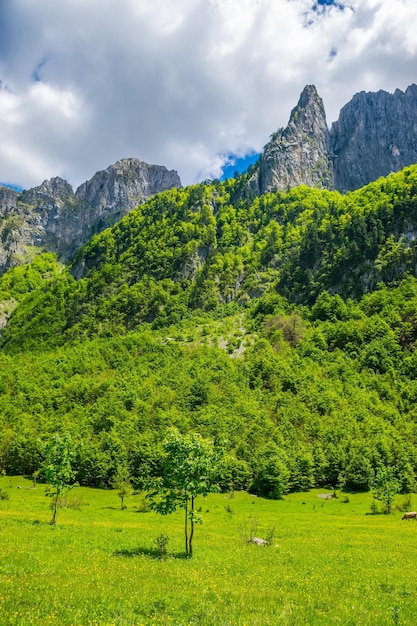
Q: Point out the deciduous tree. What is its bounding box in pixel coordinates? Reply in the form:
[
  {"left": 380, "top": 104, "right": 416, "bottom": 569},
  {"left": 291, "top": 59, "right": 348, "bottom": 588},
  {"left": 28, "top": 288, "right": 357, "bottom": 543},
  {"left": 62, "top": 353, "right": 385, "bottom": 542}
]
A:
[
  {"left": 147, "top": 428, "right": 222, "bottom": 557},
  {"left": 42, "top": 433, "right": 77, "bottom": 525},
  {"left": 112, "top": 464, "right": 133, "bottom": 509},
  {"left": 373, "top": 466, "right": 400, "bottom": 514}
]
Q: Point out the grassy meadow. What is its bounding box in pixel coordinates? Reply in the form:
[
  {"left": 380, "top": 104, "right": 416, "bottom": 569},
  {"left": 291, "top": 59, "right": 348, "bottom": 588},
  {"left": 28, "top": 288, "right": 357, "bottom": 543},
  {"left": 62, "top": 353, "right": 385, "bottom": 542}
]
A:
[{"left": 1, "top": 476, "right": 417, "bottom": 625}]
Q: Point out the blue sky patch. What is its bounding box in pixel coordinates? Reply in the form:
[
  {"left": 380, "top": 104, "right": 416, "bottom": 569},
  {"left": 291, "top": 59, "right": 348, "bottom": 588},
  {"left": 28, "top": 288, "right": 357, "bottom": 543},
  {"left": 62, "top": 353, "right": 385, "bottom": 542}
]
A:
[
  {"left": 0, "top": 182, "right": 23, "bottom": 191},
  {"left": 32, "top": 58, "right": 47, "bottom": 82},
  {"left": 220, "top": 153, "right": 260, "bottom": 180},
  {"left": 312, "top": 0, "right": 346, "bottom": 12}
]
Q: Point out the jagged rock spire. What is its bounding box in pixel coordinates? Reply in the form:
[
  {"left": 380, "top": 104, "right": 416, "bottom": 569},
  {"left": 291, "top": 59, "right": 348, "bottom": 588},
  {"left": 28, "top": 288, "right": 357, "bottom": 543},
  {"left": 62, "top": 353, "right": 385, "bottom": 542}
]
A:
[{"left": 249, "top": 84, "right": 333, "bottom": 194}]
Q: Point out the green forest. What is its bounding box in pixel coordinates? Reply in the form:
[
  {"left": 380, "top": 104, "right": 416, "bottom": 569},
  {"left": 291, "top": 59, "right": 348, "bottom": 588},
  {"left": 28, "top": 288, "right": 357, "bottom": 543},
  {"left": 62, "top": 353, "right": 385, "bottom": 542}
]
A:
[{"left": 2, "top": 165, "right": 417, "bottom": 498}]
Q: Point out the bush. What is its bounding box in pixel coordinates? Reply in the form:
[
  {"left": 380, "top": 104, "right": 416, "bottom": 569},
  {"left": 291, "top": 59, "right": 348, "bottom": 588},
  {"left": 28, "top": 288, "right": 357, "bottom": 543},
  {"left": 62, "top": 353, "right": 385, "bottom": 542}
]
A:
[
  {"left": 153, "top": 534, "right": 169, "bottom": 559},
  {"left": 0, "top": 488, "right": 10, "bottom": 501},
  {"left": 369, "top": 500, "right": 379, "bottom": 515}
]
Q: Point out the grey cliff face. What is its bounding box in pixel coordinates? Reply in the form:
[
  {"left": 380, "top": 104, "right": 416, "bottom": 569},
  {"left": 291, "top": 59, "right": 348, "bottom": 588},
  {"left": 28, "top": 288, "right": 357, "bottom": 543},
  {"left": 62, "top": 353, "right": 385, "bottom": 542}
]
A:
[
  {"left": 330, "top": 84, "right": 417, "bottom": 192},
  {"left": 0, "top": 158, "right": 181, "bottom": 275},
  {"left": 248, "top": 83, "right": 417, "bottom": 196},
  {"left": 249, "top": 85, "right": 333, "bottom": 194},
  {"left": 0, "top": 187, "right": 19, "bottom": 216},
  {"left": 75, "top": 158, "right": 181, "bottom": 215},
  {"left": 20, "top": 177, "right": 75, "bottom": 205}
]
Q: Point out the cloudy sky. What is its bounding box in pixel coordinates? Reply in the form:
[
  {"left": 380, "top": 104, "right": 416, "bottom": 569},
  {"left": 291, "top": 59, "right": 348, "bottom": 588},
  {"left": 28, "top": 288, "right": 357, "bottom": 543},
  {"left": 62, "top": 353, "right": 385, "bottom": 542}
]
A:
[{"left": 0, "top": 0, "right": 416, "bottom": 190}]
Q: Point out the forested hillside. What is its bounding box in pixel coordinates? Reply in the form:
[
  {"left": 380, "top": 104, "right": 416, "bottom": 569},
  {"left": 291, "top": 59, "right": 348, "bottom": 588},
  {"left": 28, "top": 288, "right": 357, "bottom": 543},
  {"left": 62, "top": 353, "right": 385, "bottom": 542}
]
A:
[{"left": 1, "top": 165, "right": 417, "bottom": 497}]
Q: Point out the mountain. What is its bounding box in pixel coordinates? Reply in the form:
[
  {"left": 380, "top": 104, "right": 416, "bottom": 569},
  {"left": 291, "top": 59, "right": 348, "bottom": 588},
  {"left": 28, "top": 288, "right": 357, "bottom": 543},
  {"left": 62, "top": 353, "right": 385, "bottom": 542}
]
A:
[
  {"left": 2, "top": 164, "right": 417, "bottom": 352},
  {"left": 2, "top": 167, "right": 417, "bottom": 497},
  {"left": 4, "top": 86, "right": 417, "bottom": 501},
  {"left": 248, "top": 85, "right": 333, "bottom": 194},
  {"left": 330, "top": 84, "right": 417, "bottom": 192},
  {"left": 0, "top": 158, "right": 181, "bottom": 274},
  {"left": 2, "top": 84, "right": 417, "bottom": 278},
  {"left": 248, "top": 83, "right": 417, "bottom": 195}
]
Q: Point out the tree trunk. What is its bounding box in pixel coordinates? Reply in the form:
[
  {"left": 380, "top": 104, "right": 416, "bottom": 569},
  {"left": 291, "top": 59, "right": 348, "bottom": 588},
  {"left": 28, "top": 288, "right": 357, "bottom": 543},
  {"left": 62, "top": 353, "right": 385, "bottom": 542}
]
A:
[
  {"left": 188, "top": 496, "right": 194, "bottom": 557},
  {"left": 50, "top": 488, "right": 59, "bottom": 525},
  {"left": 184, "top": 498, "right": 189, "bottom": 555}
]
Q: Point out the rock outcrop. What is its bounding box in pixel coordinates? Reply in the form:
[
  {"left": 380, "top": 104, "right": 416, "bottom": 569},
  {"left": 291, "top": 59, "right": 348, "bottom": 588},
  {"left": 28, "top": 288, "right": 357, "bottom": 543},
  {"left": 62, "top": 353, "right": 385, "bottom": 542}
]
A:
[
  {"left": 75, "top": 158, "right": 181, "bottom": 216},
  {"left": 248, "top": 85, "right": 334, "bottom": 194},
  {"left": 248, "top": 83, "right": 417, "bottom": 196},
  {"left": 330, "top": 84, "right": 417, "bottom": 192},
  {"left": 0, "top": 158, "right": 181, "bottom": 274}
]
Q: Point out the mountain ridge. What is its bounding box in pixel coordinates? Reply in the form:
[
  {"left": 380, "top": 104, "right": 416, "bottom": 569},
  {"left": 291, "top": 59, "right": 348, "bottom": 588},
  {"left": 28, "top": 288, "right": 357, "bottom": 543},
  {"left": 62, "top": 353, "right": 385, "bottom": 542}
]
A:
[
  {"left": 2, "top": 163, "right": 417, "bottom": 352},
  {"left": 1, "top": 83, "right": 417, "bottom": 277},
  {"left": 0, "top": 158, "right": 181, "bottom": 274},
  {"left": 248, "top": 83, "right": 417, "bottom": 196}
]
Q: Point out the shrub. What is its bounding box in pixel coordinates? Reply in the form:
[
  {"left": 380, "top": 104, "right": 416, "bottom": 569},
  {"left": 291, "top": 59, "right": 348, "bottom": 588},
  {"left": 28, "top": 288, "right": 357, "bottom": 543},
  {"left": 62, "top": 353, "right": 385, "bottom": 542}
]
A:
[
  {"left": 0, "top": 488, "right": 10, "bottom": 501},
  {"left": 369, "top": 500, "right": 379, "bottom": 515},
  {"left": 153, "top": 534, "right": 169, "bottom": 559}
]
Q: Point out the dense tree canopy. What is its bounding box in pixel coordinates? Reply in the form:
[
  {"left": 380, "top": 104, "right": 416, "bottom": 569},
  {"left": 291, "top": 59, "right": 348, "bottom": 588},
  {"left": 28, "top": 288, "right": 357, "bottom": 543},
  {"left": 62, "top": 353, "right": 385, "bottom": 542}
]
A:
[{"left": 2, "top": 166, "right": 417, "bottom": 497}]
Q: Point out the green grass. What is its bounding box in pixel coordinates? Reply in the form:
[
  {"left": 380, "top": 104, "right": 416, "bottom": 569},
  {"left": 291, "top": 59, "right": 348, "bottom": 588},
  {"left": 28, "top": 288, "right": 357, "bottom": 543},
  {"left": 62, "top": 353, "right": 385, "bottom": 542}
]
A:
[{"left": 1, "top": 476, "right": 416, "bottom": 625}]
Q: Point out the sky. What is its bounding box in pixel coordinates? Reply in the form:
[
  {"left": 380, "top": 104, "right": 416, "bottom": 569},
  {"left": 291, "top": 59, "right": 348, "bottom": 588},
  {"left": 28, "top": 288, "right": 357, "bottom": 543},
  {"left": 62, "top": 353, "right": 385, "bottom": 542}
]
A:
[{"left": 0, "top": 0, "right": 416, "bottom": 190}]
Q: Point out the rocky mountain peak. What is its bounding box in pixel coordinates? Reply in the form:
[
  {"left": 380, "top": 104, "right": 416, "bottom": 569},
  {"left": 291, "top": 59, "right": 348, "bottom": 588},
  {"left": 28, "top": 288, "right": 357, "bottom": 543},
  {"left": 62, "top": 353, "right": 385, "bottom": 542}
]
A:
[
  {"left": 0, "top": 158, "right": 182, "bottom": 275},
  {"left": 248, "top": 84, "right": 333, "bottom": 194},
  {"left": 20, "top": 177, "right": 74, "bottom": 205},
  {"left": 247, "top": 83, "right": 417, "bottom": 196},
  {"left": 75, "top": 158, "right": 181, "bottom": 214},
  {"left": 289, "top": 84, "right": 323, "bottom": 129},
  {"left": 330, "top": 84, "right": 417, "bottom": 192}
]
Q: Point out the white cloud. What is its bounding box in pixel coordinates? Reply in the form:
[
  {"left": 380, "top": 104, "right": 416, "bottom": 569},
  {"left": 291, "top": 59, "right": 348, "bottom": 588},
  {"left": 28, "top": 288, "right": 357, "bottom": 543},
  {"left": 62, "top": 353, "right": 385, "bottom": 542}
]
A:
[
  {"left": 0, "top": 0, "right": 416, "bottom": 188},
  {"left": 29, "top": 83, "right": 81, "bottom": 121}
]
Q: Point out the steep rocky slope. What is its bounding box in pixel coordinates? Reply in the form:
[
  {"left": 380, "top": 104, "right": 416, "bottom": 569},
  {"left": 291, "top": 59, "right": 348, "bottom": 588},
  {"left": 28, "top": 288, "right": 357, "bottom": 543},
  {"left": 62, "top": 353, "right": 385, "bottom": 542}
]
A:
[
  {"left": 0, "top": 158, "right": 181, "bottom": 274},
  {"left": 248, "top": 83, "right": 417, "bottom": 195},
  {"left": 248, "top": 85, "right": 333, "bottom": 194},
  {"left": 330, "top": 84, "right": 417, "bottom": 192}
]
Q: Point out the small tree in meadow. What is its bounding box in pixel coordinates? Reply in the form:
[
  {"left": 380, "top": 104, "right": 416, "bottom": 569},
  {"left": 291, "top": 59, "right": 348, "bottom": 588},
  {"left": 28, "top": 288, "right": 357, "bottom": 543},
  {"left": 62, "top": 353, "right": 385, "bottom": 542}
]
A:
[
  {"left": 147, "top": 428, "right": 223, "bottom": 557},
  {"left": 32, "top": 469, "right": 40, "bottom": 488},
  {"left": 112, "top": 464, "right": 133, "bottom": 510},
  {"left": 373, "top": 466, "right": 400, "bottom": 514},
  {"left": 42, "top": 433, "right": 77, "bottom": 525}
]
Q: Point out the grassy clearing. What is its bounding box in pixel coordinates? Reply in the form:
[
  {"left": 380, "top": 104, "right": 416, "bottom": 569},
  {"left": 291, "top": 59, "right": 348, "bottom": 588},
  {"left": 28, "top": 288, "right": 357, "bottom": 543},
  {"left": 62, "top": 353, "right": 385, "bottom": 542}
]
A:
[
  {"left": 1, "top": 476, "right": 417, "bottom": 625},
  {"left": 162, "top": 311, "right": 255, "bottom": 357}
]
